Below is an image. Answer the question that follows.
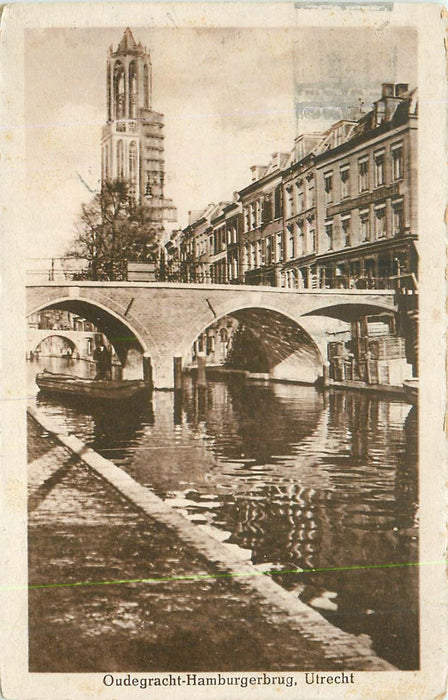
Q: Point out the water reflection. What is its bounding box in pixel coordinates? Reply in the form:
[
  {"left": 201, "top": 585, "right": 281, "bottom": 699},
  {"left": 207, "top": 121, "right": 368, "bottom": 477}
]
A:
[{"left": 27, "top": 358, "right": 418, "bottom": 669}]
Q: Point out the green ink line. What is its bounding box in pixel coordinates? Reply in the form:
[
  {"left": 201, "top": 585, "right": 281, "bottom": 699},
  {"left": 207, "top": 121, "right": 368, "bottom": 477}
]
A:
[{"left": 6, "top": 559, "right": 445, "bottom": 592}]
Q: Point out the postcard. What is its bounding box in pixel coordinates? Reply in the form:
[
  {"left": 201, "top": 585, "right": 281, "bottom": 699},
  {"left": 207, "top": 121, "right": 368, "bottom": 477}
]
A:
[{"left": 1, "top": 2, "right": 446, "bottom": 698}]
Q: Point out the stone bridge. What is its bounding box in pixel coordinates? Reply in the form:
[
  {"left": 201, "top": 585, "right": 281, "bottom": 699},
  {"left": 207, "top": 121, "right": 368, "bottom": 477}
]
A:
[{"left": 26, "top": 282, "right": 397, "bottom": 388}]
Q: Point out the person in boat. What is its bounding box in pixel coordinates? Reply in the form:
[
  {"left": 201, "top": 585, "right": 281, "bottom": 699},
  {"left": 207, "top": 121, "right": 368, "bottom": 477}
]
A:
[{"left": 93, "top": 344, "right": 112, "bottom": 380}]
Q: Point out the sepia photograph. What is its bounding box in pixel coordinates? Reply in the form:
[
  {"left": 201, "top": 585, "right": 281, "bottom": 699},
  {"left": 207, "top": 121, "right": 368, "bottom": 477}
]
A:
[{"left": 1, "top": 3, "right": 446, "bottom": 699}]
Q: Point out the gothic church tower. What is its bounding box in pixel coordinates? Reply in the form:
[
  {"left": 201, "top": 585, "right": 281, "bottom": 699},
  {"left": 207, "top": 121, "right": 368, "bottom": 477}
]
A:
[{"left": 101, "top": 28, "right": 176, "bottom": 238}]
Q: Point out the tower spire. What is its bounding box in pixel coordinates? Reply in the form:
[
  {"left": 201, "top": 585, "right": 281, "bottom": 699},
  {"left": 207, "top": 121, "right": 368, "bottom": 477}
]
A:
[{"left": 117, "top": 27, "right": 138, "bottom": 53}]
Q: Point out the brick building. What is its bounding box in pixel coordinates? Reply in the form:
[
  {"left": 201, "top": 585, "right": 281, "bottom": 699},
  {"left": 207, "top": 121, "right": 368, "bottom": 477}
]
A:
[
  {"left": 311, "top": 82, "right": 418, "bottom": 292},
  {"left": 176, "top": 83, "right": 418, "bottom": 293}
]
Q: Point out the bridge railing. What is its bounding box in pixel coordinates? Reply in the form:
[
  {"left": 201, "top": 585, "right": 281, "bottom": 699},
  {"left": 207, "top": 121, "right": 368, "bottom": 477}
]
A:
[{"left": 26, "top": 258, "right": 417, "bottom": 293}]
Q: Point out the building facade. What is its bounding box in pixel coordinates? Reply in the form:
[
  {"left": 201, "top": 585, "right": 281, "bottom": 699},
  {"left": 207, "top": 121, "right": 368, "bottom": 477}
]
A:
[
  {"left": 311, "top": 82, "right": 417, "bottom": 292},
  {"left": 177, "top": 83, "right": 418, "bottom": 294},
  {"left": 101, "top": 28, "right": 176, "bottom": 240}
]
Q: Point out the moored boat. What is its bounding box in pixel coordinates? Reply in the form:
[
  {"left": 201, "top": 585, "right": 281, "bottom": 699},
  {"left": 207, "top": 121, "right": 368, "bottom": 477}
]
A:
[
  {"left": 36, "top": 370, "right": 149, "bottom": 400},
  {"left": 403, "top": 378, "right": 418, "bottom": 406}
]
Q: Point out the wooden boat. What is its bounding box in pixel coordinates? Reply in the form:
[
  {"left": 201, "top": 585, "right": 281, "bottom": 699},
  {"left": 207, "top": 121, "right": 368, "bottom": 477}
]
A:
[
  {"left": 36, "top": 370, "right": 149, "bottom": 401},
  {"left": 403, "top": 378, "right": 418, "bottom": 406}
]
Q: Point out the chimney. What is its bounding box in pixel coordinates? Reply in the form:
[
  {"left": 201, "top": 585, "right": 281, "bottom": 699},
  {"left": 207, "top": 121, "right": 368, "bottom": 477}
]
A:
[
  {"left": 395, "top": 83, "right": 409, "bottom": 97},
  {"left": 382, "top": 83, "right": 395, "bottom": 98},
  {"left": 250, "top": 165, "right": 267, "bottom": 182}
]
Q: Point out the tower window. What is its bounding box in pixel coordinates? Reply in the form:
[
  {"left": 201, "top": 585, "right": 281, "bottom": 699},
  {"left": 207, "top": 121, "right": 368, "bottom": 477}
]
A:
[
  {"left": 107, "top": 63, "right": 111, "bottom": 121},
  {"left": 114, "top": 61, "right": 125, "bottom": 119},
  {"left": 129, "top": 141, "right": 137, "bottom": 183},
  {"left": 117, "top": 140, "right": 124, "bottom": 179},
  {"left": 129, "top": 62, "right": 138, "bottom": 119},
  {"left": 143, "top": 64, "right": 150, "bottom": 108}
]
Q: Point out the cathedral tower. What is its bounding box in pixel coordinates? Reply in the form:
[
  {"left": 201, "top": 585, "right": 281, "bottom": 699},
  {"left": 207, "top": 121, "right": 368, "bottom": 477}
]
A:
[{"left": 101, "top": 28, "right": 176, "bottom": 237}]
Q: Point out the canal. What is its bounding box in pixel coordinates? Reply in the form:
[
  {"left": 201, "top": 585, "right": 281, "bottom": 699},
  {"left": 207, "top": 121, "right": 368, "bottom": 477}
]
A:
[{"left": 27, "top": 357, "right": 418, "bottom": 670}]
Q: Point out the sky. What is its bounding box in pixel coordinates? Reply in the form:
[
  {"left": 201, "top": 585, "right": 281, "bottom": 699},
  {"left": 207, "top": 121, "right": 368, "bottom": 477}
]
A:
[{"left": 25, "top": 24, "right": 417, "bottom": 259}]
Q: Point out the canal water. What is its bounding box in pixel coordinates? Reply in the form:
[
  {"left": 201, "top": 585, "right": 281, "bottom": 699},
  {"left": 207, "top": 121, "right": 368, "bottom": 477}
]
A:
[{"left": 27, "top": 357, "right": 418, "bottom": 670}]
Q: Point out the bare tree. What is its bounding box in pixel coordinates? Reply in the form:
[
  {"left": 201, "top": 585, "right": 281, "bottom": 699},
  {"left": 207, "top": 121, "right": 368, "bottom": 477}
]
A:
[{"left": 66, "top": 179, "right": 162, "bottom": 280}]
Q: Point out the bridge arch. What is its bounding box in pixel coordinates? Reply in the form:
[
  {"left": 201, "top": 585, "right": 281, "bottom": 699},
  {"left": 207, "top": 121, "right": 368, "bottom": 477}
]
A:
[
  {"left": 27, "top": 295, "right": 154, "bottom": 369},
  {"left": 302, "top": 300, "right": 397, "bottom": 322},
  {"left": 31, "top": 334, "right": 81, "bottom": 358},
  {"left": 181, "top": 304, "right": 327, "bottom": 385}
]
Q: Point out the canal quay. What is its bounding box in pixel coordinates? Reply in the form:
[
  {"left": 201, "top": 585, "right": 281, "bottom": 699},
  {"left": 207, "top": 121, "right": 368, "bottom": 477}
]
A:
[{"left": 27, "top": 358, "right": 418, "bottom": 673}]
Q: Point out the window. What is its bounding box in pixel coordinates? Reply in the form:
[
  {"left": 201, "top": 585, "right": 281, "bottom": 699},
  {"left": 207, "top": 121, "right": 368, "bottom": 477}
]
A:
[
  {"left": 143, "top": 64, "right": 150, "bottom": 108},
  {"left": 374, "top": 151, "right": 385, "bottom": 187},
  {"left": 297, "top": 188, "right": 304, "bottom": 213},
  {"left": 274, "top": 187, "right": 282, "bottom": 219},
  {"left": 244, "top": 244, "right": 250, "bottom": 269},
  {"left": 251, "top": 242, "right": 257, "bottom": 268},
  {"left": 358, "top": 157, "right": 369, "bottom": 192},
  {"left": 277, "top": 233, "right": 283, "bottom": 262},
  {"left": 129, "top": 141, "right": 137, "bottom": 182},
  {"left": 340, "top": 166, "right": 350, "bottom": 199},
  {"left": 103, "top": 144, "right": 109, "bottom": 180},
  {"left": 257, "top": 240, "right": 263, "bottom": 265},
  {"left": 324, "top": 172, "right": 333, "bottom": 204},
  {"left": 360, "top": 209, "right": 370, "bottom": 241},
  {"left": 297, "top": 221, "right": 304, "bottom": 256},
  {"left": 309, "top": 228, "right": 316, "bottom": 252},
  {"left": 114, "top": 61, "right": 125, "bottom": 119},
  {"left": 263, "top": 195, "right": 272, "bottom": 222},
  {"left": 307, "top": 178, "right": 315, "bottom": 207},
  {"left": 206, "top": 334, "right": 214, "bottom": 355},
  {"left": 392, "top": 143, "right": 404, "bottom": 180},
  {"left": 325, "top": 221, "right": 334, "bottom": 250},
  {"left": 128, "top": 62, "right": 138, "bottom": 119},
  {"left": 392, "top": 199, "right": 404, "bottom": 235},
  {"left": 374, "top": 205, "right": 386, "bottom": 238},
  {"left": 286, "top": 186, "right": 295, "bottom": 218},
  {"left": 250, "top": 203, "right": 256, "bottom": 230},
  {"left": 288, "top": 226, "right": 295, "bottom": 259},
  {"left": 244, "top": 207, "right": 250, "bottom": 232},
  {"left": 341, "top": 217, "right": 351, "bottom": 247},
  {"left": 255, "top": 200, "right": 262, "bottom": 227},
  {"left": 117, "top": 140, "right": 124, "bottom": 179},
  {"left": 265, "top": 236, "right": 272, "bottom": 264}
]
